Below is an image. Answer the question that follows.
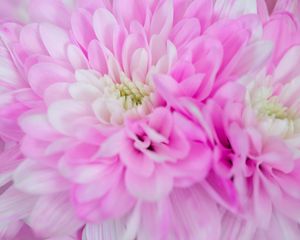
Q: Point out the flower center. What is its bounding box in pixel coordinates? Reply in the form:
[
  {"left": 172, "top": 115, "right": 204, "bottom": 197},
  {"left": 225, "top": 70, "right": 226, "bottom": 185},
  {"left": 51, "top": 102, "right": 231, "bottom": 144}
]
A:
[
  {"left": 83, "top": 71, "right": 155, "bottom": 125},
  {"left": 257, "top": 98, "right": 290, "bottom": 120},
  {"left": 113, "top": 76, "right": 152, "bottom": 110},
  {"left": 248, "top": 86, "right": 298, "bottom": 138}
]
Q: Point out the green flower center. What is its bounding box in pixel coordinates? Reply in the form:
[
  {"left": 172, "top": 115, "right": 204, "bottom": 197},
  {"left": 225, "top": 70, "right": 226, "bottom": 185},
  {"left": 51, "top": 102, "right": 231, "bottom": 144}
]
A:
[
  {"left": 258, "top": 99, "right": 290, "bottom": 120},
  {"left": 115, "top": 80, "right": 151, "bottom": 108}
]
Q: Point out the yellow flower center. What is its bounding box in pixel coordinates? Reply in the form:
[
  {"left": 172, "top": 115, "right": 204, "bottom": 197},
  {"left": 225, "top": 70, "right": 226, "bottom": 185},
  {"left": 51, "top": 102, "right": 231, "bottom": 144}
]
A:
[
  {"left": 257, "top": 98, "right": 290, "bottom": 120},
  {"left": 248, "top": 86, "right": 299, "bottom": 138},
  {"left": 113, "top": 77, "right": 152, "bottom": 110}
]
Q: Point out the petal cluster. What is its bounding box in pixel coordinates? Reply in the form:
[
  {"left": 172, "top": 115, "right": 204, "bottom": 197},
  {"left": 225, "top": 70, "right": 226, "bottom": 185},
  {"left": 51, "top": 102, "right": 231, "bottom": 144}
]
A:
[{"left": 0, "top": 0, "right": 300, "bottom": 240}]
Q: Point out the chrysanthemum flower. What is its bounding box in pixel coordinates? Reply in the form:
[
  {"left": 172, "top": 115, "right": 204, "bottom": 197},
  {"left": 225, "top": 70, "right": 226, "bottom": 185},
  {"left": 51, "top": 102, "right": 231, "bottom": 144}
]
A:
[
  {"left": 200, "top": 7, "right": 300, "bottom": 235},
  {"left": 9, "top": 0, "right": 254, "bottom": 222},
  {"left": 0, "top": 0, "right": 294, "bottom": 239}
]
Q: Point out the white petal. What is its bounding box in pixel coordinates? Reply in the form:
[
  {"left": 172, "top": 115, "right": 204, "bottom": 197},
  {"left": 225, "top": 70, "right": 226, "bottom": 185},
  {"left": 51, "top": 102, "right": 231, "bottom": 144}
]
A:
[
  {"left": 13, "top": 160, "right": 70, "bottom": 194},
  {"left": 83, "top": 221, "right": 126, "bottom": 240},
  {"left": 28, "top": 193, "right": 83, "bottom": 237}
]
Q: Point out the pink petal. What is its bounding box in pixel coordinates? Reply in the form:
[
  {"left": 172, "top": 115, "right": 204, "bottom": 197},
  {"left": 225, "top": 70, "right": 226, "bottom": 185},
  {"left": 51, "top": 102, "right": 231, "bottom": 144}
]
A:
[
  {"left": 97, "top": 131, "right": 124, "bottom": 157},
  {"left": 153, "top": 74, "right": 180, "bottom": 107},
  {"left": 150, "top": 0, "right": 173, "bottom": 39},
  {"left": 179, "top": 73, "right": 205, "bottom": 97},
  {"left": 148, "top": 107, "right": 173, "bottom": 139},
  {"left": 221, "top": 40, "right": 273, "bottom": 78},
  {"left": 20, "top": 136, "right": 49, "bottom": 160},
  {"left": 28, "top": 193, "right": 82, "bottom": 238},
  {"left": 253, "top": 172, "right": 272, "bottom": 228},
  {"left": 273, "top": 46, "right": 300, "bottom": 84},
  {"left": 48, "top": 100, "right": 91, "bottom": 135},
  {"left": 19, "top": 23, "right": 46, "bottom": 54},
  {"left": 44, "top": 82, "right": 71, "bottom": 105},
  {"left": 73, "top": 164, "right": 121, "bottom": 202},
  {"left": 266, "top": 212, "right": 300, "bottom": 240},
  {"left": 227, "top": 123, "right": 249, "bottom": 159},
  {"left": 13, "top": 160, "right": 69, "bottom": 194},
  {"left": 213, "top": 82, "right": 246, "bottom": 103},
  {"left": 170, "top": 18, "right": 201, "bottom": 48},
  {"left": 263, "top": 12, "right": 299, "bottom": 65},
  {"left": 60, "top": 161, "right": 110, "bottom": 185},
  {"left": 130, "top": 48, "right": 148, "bottom": 82},
  {"left": 152, "top": 127, "right": 190, "bottom": 161},
  {"left": 19, "top": 111, "right": 60, "bottom": 141},
  {"left": 75, "top": 181, "right": 135, "bottom": 222},
  {"left": 204, "top": 171, "right": 239, "bottom": 211},
  {"left": 67, "top": 44, "right": 88, "bottom": 70},
  {"left": 258, "top": 138, "right": 294, "bottom": 173},
  {"left": 184, "top": 0, "right": 213, "bottom": 30},
  {"left": 88, "top": 40, "right": 108, "bottom": 74},
  {"left": 112, "top": 26, "right": 127, "bottom": 64},
  {"left": 186, "top": 36, "right": 223, "bottom": 99},
  {"left": 29, "top": 0, "right": 70, "bottom": 29},
  {"left": 77, "top": 0, "right": 112, "bottom": 11},
  {"left": 273, "top": 162, "right": 300, "bottom": 199},
  {"left": 39, "top": 23, "right": 70, "bottom": 59},
  {"left": 125, "top": 166, "right": 173, "bottom": 201},
  {"left": 120, "top": 139, "right": 155, "bottom": 177},
  {"left": 274, "top": 193, "right": 300, "bottom": 222},
  {"left": 69, "top": 82, "right": 101, "bottom": 102},
  {"left": 169, "top": 186, "right": 221, "bottom": 240},
  {"left": 0, "top": 187, "right": 36, "bottom": 221},
  {"left": 173, "top": 112, "right": 207, "bottom": 142},
  {"left": 83, "top": 222, "right": 126, "bottom": 240},
  {"left": 114, "top": 0, "right": 147, "bottom": 27},
  {"left": 122, "top": 33, "right": 145, "bottom": 76},
  {"left": 93, "top": 8, "right": 117, "bottom": 50},
  {"left": 71, "top": 9, "right": 95, "bottom": 48},
  {"left": 149, "top": 35, "right": 167, "bottom": 65},
  {"left": 171, "top": 142, "right": 211, "bottom": 186},
  {"left": 0, "top": 143, "right": 21, "bottom": 175},
  {"left": 205, "top": 19, "right": 250, "bottom": 74},
  {"left": 28, "top": 63, "right": 74, "bottom": 96}
]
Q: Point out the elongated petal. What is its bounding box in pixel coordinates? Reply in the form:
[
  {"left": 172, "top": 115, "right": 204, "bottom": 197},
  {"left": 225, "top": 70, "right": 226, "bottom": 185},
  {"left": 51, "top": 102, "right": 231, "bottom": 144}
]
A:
[
  {"left": 28, "top": 193, "right": 82, "bottom": 238},
  {"left": 39, "top": 23, "right": 70, "bottom": 59},
  {"left": 125, "top": 166, "right": 173, "bottom": 201},
  {"left": 13, "top": 160, "right": 70, "bottom": 194}
]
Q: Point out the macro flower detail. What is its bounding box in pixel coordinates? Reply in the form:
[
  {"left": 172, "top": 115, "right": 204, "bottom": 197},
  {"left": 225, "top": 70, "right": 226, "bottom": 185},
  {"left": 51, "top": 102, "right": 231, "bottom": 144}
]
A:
[
  {"left": 246, "top": 76, "right": 300, "bottom": 139},
  {"left": 72, "top": 70, "right": 155, "bottom": 125},
  {"left": 1, "top": 0, "right": 300, "bottom": 239},
  {"left": 201, "top": 9, "right": 300, "bottom": 238},
  {"left": 98, "top": 107, "right": 211, "bottom": 201},
  {"left": 6, "top": 0, "right": 221, "bottom": 225}
]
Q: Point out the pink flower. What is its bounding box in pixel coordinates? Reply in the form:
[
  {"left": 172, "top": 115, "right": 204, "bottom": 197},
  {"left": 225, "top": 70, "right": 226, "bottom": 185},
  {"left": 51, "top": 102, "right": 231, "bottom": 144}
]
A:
[
  {"left": 1, "top": 0, "right": 297, "bottom": 239},
  {"left": 7, "top": 0, "right": 251, "bottom": 224},
  {"left": 200, "top": 9, "right": 300, "bottom": 232},
  {"left": 98, "top": 107, "right": 211, "bottom": 201}
]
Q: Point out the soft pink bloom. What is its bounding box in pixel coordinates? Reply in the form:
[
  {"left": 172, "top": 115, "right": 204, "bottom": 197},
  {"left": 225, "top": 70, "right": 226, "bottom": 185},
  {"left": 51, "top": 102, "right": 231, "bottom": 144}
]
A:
[
  {"left": 2, "top": 0, "right": 300, "bottom": 239},
  {"left": 7, "top": 0, "right": 255, "bottom": 224},
  {"left": 200, "top": 8, "right": 300, "bottom": 233}
]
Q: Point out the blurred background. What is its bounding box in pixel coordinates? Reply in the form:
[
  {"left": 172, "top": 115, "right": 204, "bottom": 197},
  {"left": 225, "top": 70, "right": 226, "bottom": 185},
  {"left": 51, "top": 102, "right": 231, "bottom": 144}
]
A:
[{"left": 0, "top": 0, "right": 75, "bottom": 23}]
